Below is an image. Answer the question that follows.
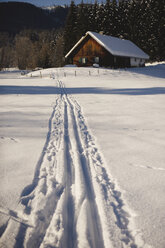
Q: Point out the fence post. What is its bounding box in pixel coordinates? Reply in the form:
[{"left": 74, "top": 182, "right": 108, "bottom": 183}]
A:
[
  {"left": 40, "top": 71, "right": 42, "bottom": 78},
  {"left": 75, "top": 71, "right": 76, "bottom": 77},
  {"left": 89, "top": 70, "right": 91, "bottom": 76}
]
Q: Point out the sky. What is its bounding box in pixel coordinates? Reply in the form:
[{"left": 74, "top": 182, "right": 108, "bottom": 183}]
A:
[{"left": 0, "top": 0, "right": 105, "bottom": 7}]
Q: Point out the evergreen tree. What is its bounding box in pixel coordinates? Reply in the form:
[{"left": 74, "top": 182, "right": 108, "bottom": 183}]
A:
[
  {"left": 127, "top": 0, "right": 140, "bottom": 42},
  {"left": 147, "top": 0, "right": 165, "bottom": 60},
  {"left": 157, "top": 0, "right": 165, "bottom": 60},
  {"left": 102, "top": 0, "right": 118, "bottom": 36},
  {"left": 76, "top": 1, "right": 89, "bottom": 40},
  {"left": 117, "top": 0, "right": 129, "bottom": 39},
  {"left": 63, "top": 1, "right": 78, "bottom": 55},
  {"left": 87, "top": 3, "right": 93, "bottom": 31},
  {"left": 111, "top": 0, "right": 118, "bottom": 36},
  {"left": 97, "top": 3, "right": 105, "bottom": 33},
  {"left": 134, "top": 0, "right": 151, "bottom": 55},
  {"left": 88, "top": 1, "right": 100, "bottom": 32},
  {"left": 102, "top": 0, "right": 112, "bottom": 35}
]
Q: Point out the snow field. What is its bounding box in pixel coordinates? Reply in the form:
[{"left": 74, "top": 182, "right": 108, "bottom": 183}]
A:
[{"left": 0, "top": 64, "right": 165, "bottom": 248}]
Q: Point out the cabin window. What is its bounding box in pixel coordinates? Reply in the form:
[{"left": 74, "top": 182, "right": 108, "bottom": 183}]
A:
[
  {"left": 94, "top": 57, "right": 99, "bottom": 63},
  {"left": 135, "top": 58, "right": 137, "bottom": 62},
  {"left": 82, "top": 57, "right": 87, "bottom": 64}
]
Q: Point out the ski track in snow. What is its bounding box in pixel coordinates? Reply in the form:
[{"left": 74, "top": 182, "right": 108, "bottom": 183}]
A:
[{"left": 0, "top": 80, "right": 142, "bottom": 248}]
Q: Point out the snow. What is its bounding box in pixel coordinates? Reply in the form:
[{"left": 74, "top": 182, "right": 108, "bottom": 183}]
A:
[
  {"left": 65, "top": 31, "right": 149, "bottom": 60},
  {"left": 88, "top": 32, "right": 149, "bottom": 59},
  {"left": 0, "top": 63, "right": 165, "bottom": 248}
]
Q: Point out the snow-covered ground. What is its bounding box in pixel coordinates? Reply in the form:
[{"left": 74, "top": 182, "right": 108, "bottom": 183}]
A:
[{"left": 0, "top": 63, "right": 165, "bottom": 248}]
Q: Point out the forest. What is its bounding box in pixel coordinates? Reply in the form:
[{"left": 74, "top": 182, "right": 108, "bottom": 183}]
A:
[{"left": 0, "top": 0, "right": 164, "bottom": 70}]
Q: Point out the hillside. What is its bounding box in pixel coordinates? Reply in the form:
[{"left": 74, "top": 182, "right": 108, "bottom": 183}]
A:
[
  {"left": 0, "top": 0, "right": 104, "bottom": 7},
  {"left": 0, "top": 2, "right": 68, "bottom": 33}
]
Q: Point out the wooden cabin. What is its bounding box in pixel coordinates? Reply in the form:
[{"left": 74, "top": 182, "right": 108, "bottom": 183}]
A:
[{"left": 65, "top": 31, "right": 149, "bottom": 68}]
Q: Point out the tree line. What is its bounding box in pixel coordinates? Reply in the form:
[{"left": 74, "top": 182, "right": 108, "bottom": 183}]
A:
[
  {"left": 0, "top": 0, "right": 164, "bottom": 70},
  {"left": 0, "top": 29, "right": 64, "bottom": 70},
  {"left": 0, "top": 2, "right": 68, "bottom": 70}
]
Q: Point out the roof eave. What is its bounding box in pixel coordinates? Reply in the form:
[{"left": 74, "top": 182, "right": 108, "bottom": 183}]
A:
[
  {"left": 113, "top": 54, "right": 150, "bottom": 60},
  {"left": 65, "top": 34, "right": 88, "bottom": 58}
]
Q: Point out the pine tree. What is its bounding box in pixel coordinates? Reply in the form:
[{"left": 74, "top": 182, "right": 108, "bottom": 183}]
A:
[
  {"left": 148, "top": 0, "right": 165, "bottom": 60},
  {"left": 102, "top": 0, "right": 112, "bottom": 35},
  {"left": 76, "top": 1, "right": 89, "bottom": 40},
  {"left": 117, "top": 0, "right": 129, "bottom": 39},
  {"left": 127, "top": 0, "right": 140, "bottom": 42},
  {"left": 157, "top": 0, "right": 165, "bottom": 60},
  {"left": 87, "top": 3, "right": 93, "bottom": 31},
  {"left": 97, "top": 3, "right": 105, "bottom": 33},
  {"left": 89, "top": 1, "right": 100, "bottom": 32},
  {"left": 63, "top": 1, "right": 78, "bottom": 55},
  {"left": 134, "top": 0, "right": 150, "bottom": 56},
  {"left": 111, "top": 0, "right": 118, "bottom": 36}
]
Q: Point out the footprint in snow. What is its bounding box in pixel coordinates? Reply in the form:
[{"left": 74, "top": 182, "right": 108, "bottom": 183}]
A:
[
  {"left": 130, "top": 163, "right": 165, "bottom": 171},
  {"left": 0, "top": 136, "right": 18, "bottom": 143}
]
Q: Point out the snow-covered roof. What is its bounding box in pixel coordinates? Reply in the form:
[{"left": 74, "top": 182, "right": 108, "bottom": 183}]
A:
[{"left": 65, "top": 31, "right": 149, "bottom": 60}]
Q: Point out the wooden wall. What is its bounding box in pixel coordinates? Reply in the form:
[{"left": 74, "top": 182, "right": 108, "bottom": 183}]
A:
[{"left": 72, "top": 36, "right": 114, "bottom": 67}]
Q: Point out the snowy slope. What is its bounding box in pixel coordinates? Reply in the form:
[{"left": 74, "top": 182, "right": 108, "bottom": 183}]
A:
[{"left": 0, "top": 63, "right": 165, "bottom": 248}]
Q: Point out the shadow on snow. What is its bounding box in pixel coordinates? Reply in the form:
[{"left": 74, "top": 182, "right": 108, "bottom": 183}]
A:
[{"left": 0, "top": 85, "right": 165, "bottom": 95}]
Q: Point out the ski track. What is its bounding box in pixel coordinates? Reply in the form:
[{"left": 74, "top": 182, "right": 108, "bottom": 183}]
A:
[{"left": 0, "top": 80, "right": 140, "bottom": 248}]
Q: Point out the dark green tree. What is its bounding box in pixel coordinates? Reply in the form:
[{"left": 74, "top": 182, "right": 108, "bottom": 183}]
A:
[
  {"left": 101, "top": 0, "right": 112, "bottom": 35},
  {"left": 76, "top": 1, "right": 89, "bottom": 40},
  {"left": 117, "top": 0, "right": 129, "bottom": 39},
  {"left": 88, "top": 1, "right": 100, "bottom": 32},
  {"left": 63, "top": 1, "right": 78, "bottom": 55}
]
